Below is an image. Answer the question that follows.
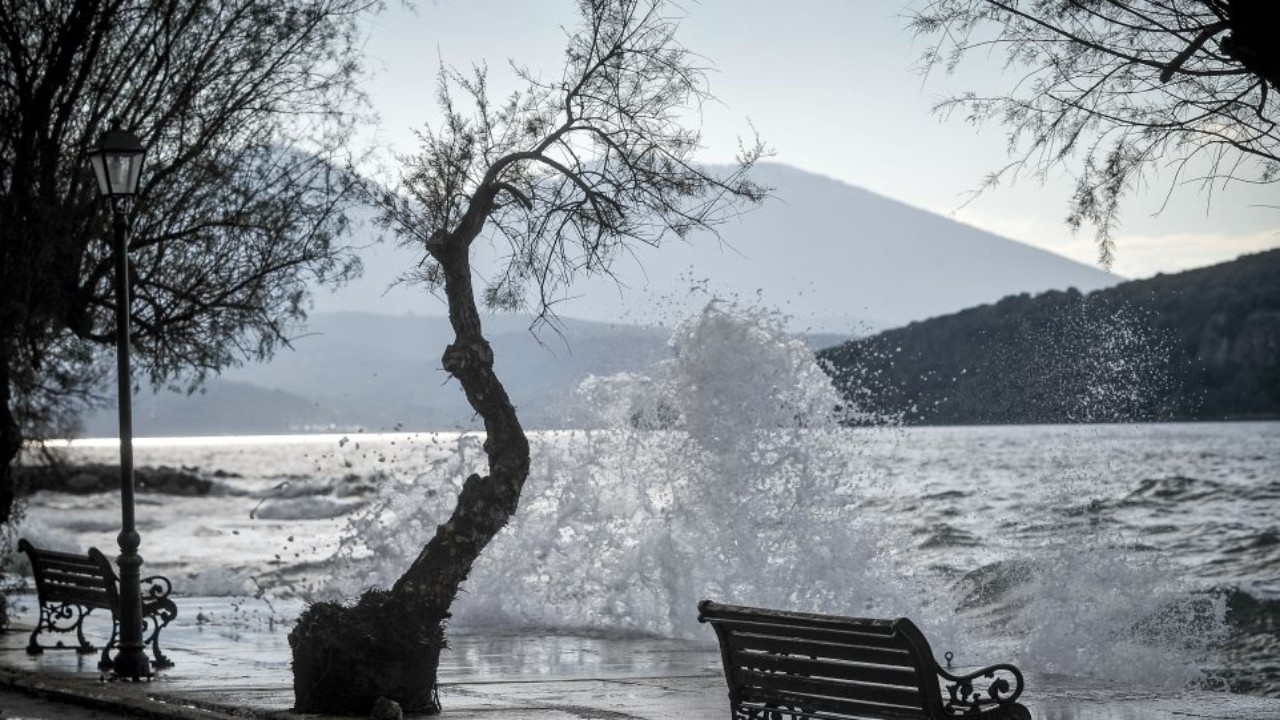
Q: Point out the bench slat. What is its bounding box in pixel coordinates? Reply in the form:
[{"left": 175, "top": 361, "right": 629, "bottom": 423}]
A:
[
  {"left": 37, "top": 576, "right": 112, "bottom": 596},
  {"left": 32, "top": 585, "right": 114, "bottom": 610},
  {"left": 35, "top": 555, "right": 104, "bottom": 573},
  {"left": 740, "top": 685, "right": 928, "bottom": 720},
  {"left": 712, "top": 617, "right": 910, "bottom": 650},
  {"left": 731, "top": 649, "right": 920, "bottom": 687},
  {"left": 729, "top": 632, "right": 914, "bottom": 668},
  {"left": 736, "top": 668, "right": 925, "bottom": 710},
  {"left": 37, "top": 572, "right": 111, "bottom": 587},
  {"left": 38, "top": 567, "right": 112, "bottom": 588},
  {"left": 735, "top": 701, "right": 923, "bottom": 720},
  {"left": 700, "top": 603, "right": 897, "bottom": 633}
]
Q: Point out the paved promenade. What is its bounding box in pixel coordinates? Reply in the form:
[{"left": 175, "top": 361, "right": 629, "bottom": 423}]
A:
[{"left": 1, "top": 595, "right": 1279, "bottom": 719}]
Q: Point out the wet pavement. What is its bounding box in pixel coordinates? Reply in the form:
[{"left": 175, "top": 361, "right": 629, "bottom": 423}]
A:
[
  {"left": 1, "top": 595, "right": 1278, "bottom": 719},
  {"left": 0, "top": 685, "right": 128, "bottom": 720}
]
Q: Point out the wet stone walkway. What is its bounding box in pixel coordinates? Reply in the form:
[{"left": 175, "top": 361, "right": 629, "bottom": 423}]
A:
[{"left": 0, "top": 596, "right": 1278, "bottom": 719}]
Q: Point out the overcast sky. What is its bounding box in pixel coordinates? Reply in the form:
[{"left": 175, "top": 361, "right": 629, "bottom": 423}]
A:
[{"left": 350, "top": 0, "right": 1279, "bottom": 282}]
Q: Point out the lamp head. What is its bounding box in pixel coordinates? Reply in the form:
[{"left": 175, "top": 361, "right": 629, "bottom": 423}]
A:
[{"left": 88, "top": 120, "right": 146, "bottom": 199}]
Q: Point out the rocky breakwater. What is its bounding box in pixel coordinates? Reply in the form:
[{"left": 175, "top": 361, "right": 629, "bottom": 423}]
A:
[{"left": 14, "top": 463, "right": 218, "bottom": 496}]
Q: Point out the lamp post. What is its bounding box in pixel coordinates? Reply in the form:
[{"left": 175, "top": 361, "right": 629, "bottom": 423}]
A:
[{"left": 87, "top": 120, "right": 151, "bottom": 680}]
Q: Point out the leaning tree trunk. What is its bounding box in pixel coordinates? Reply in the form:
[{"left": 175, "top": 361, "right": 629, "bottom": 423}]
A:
[
  {"left": 0, "top": 367, "right": 23, "bottom": 526},
  {"left": 290, "top": 190, "right": 531, "bottom": 715},
  {"left": 0, "top": 367, "right": 19, "bottom": 631}
]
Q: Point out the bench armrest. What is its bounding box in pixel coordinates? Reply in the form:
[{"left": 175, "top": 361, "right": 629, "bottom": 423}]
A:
[
  {"left": 140, "top": 575, "right": 174, "bottom": 601},
  {"left": 936, "top": 662, "right": 1026, "bottom": 716}
]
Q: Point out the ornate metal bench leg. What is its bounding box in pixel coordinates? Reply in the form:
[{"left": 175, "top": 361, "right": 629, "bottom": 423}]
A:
[
  {"left": 26, "top": 604, "right": 50, "bottom": 655},
  {"left": 150, "top": 641, "right": 173, "bottom": 670},
  {"left": 29, "top": 602, "right": 97, "bottom": 656},
  {"left": 74, "top": 615, "right": 95, "bottom": 654},
  {"left": 143, "top": 599, "right": 178, "bottom": 670},
  {"left": 100, "top": 617, "right": 120, "bottom": 671},
  {"left": 26, "top": 625, "right": 44, "bottom": 656},
  {"left": 145, "top": 618, "right": 174, "bottom": 669}
]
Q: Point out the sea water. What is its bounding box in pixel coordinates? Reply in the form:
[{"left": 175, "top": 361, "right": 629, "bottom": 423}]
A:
[{"left": 12, "top": 304, "right": 1280, "bottom": 697}]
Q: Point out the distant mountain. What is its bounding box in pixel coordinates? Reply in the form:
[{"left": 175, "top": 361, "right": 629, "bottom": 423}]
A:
[
  {"left": 81, "top": 310, "right": 858, "bottom": 437},
  {"left": 311, "top": 163, "right": 1121, "bottom": 332},
  {"left": 79, "top": 160, "right": 1129, "bottom": 437},
  {"left": 99, "top": 380, "right": 331, "bottom": 437},
  {"left": 82, "top": 313, "right": 674, "bottom": 436},
  {"left": 817, "top": 250, "right": 1280, "bottom": 424}
]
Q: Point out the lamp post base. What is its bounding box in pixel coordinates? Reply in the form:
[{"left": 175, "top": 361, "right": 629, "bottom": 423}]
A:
[
  {"left": 112, "top": 646, "right": 153, "bottom": 681},
  {"left": 114, "top": 530, "right": 151, "bottom": 681}
]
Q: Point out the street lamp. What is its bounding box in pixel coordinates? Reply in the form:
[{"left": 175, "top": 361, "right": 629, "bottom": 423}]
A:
[{"left": 87, "top": 120, "right": 151, "bottom": 680}]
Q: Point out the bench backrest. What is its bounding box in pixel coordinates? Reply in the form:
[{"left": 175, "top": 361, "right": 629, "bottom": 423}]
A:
[
  {"left": 19, "top": 539, "right": 119, "bottom": 612},
  {"left": 698, "top": 600, "right": 946, "bottom": 720}
]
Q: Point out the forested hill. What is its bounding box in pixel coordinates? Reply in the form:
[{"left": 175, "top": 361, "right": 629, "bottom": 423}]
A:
[{"left": 817, "top": 250, "right": 1280, "bottom": 425}]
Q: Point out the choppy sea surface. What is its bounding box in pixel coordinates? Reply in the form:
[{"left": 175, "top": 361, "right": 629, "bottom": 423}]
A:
[{"left": 10, "top": 306, "right": 1280, "bottom": 698}]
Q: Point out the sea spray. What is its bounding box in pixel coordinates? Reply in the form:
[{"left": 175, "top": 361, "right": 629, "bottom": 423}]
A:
[
  {"left": 902, "top": 301, "right": 1234, "bottom": 686},
  {"left": 1036, "top": 303, "right": 1228, "bottom": 687},
  {"left": 318, "top": 300, "right": 1236, "bottom": 688},
  {"left": 985, "top": 299, "right": 1230, "bottom": 688},
  {"left": 1059, "top": 302, "right": 1181, "bottom": 424},
  {"left": 326, "top": 302, "right": 934, "bottom": 637},
  {"left": 1010, "top": 532, "right": 1228, "bottom": 688}
]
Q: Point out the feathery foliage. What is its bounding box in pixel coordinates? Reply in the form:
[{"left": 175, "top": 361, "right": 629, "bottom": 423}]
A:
[{"left": 910, "top": 0, "right": 1280, "bottom": 266}]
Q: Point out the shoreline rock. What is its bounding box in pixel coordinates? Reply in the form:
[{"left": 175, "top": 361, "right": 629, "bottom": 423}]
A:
[{"left": 14, "top": 463, "right": 214, "bottom": 496}]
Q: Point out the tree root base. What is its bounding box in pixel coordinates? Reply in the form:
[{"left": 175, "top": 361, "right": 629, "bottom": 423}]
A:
[{"left": 289, "top": 589, "right": 445, "bottom": 715}]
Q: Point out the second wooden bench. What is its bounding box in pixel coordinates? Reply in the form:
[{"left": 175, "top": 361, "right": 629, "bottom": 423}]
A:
[{"left": 698, "top": 600, "right": 1031, "bottom": 719}]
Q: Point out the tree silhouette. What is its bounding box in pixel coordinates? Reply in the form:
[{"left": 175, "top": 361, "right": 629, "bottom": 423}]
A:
[
  {"left": 910, "top": 0, "right": 1280, "bottom": 266},
  {"left": 287, "top": 0, "right": 767, "bottom": 713},
  {"left": 0, "top": 0, "right": 376, "bottom": 522}
]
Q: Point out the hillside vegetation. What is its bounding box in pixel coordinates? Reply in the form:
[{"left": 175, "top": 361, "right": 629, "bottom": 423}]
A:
[{"left": 818, "top": 250, "right": 1280, "bottom": 424}]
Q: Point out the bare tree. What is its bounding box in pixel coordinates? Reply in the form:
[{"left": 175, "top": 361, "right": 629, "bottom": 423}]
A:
[
  {"left": 909, "top": 0, "right": 1280, "bottom": 266},
  {"left": 287, "top": 0, "right": 767, "bottom": 713},
  {"left": 0, "top": 0, "right": 377, "bottom": 521}
]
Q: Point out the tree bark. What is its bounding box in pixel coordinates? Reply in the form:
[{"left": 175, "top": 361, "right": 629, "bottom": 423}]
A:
[
  {"left": 0, "top": 366, "right": 22, "bottom": 526},
  {"left": 391, "top": 217, "right": 531, "bottom": 606},
  {"left": 290, "top": 187, "right": 531, "bottom": 715},
  {"left": 1222, "top": 2, "right": 1280, "bottom": 92}
]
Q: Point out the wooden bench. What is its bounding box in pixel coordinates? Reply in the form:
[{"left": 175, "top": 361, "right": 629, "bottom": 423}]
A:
[
  {"left": 698, "top": 601, "right": 1031, "bottom": 720},
  {"left": 19, "top": 539, "right": 178, "bottom": 670}
]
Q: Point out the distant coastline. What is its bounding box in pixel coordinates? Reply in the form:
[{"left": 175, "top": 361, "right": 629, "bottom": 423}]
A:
[{"left": 819, "top": 250, "right": 1280, "bottom": 425}]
